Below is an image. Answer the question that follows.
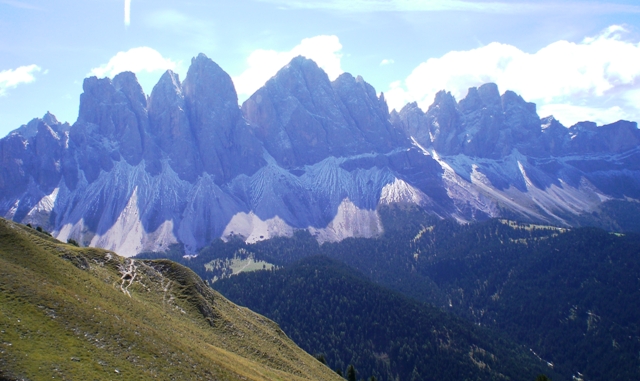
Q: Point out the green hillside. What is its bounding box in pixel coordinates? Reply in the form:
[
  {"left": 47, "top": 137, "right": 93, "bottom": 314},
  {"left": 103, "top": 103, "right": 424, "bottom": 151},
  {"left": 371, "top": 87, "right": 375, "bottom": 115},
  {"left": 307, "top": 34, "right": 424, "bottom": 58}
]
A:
[{"left": 0, "top": 218, "right": 341, "bottom": 381}]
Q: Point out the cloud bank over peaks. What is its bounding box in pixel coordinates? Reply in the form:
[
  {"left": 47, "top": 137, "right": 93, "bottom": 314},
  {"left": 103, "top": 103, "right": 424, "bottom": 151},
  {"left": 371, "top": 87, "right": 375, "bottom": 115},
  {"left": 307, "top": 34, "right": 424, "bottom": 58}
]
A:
[
  {"left": 233, "top": 35, "right": 344, "bottom": 100},
  {"left": 89, "top": 47, "right": 181, "bottom": 94},
  {"left": 90, "top": 47, "right": 177, "bottom": 78},
  {"left": 0, "top": 64, "right": 42, "bottom": 96},
  {"left": 385, "top": 25, "right": 640, "bottom": 127}
]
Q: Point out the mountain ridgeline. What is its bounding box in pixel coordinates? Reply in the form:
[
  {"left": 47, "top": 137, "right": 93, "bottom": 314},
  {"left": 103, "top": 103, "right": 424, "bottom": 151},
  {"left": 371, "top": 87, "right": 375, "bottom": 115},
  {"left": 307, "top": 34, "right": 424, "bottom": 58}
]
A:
[{"left": 2, "top": 53, "right": 640, "bottom": 256}]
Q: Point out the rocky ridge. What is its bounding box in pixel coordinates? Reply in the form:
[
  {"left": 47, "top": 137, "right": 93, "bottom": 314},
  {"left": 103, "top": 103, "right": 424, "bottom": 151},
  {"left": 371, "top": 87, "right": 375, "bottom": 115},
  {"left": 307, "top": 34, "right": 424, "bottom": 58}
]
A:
[{"left": 1, "top": 53, "right": 639, "bottom": 256}]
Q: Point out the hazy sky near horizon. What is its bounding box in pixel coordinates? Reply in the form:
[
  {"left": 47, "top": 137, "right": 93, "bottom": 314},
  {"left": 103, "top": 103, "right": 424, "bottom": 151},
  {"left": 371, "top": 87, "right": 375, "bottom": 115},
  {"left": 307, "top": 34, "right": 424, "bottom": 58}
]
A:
[{"left": 1, "top": 0, "right": 640, "bottom": 137}]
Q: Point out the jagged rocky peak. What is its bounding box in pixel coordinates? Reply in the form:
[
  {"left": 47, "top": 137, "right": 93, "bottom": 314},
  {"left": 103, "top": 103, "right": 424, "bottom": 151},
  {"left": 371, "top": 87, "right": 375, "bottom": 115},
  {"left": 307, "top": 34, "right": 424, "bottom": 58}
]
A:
[
  {"left": 148, "top": 70, "right": 201, "bottom": 181},
  {"left": 459, "top": 83, "right": 502, "bottom": 113},
  {"left": 243, "top": 55, "right": 356, "bottom": 168},
  {"left": 541, "top": 115, "right": 564, "bottom": 129},
  {"left": 392, "top": 90, "right": 462, "bottom": 154},
  {"left": 567, "top": 119, "right": 640, "bottom": 154},
  {"left": 539, "top": 116, "right": 570, "bottom": 156},
  {"left": 150, "top": 70, "right": 182, "bottom": 104},
  {"left": 333, "top": 73, "right": 387, "bottom": 117},
  {"left": 425, "top": 91, "right": 462, "bottom": 154},
  {"left": 0, "top": 112, "right": 69, "bottom": 200},
  {"left": 392, "top": 102, "right": 431, "bottom": 149},
  {"left": 181, "top": 53, "right": 264, "bottom": 183},
  {"left": 243, "top": 55, "right": 402, "bottom": 168},
  {"left": 456, "top": 83, "right": 512, "bottom": 158},
  {"left": 539, "top": 116, "right": 640, "bottom": 156},
  {"left": 278, "top": 56, "right": 336, "bottom": 108},
  {"left": 42, "top": 111, "right": 58, "bottom": 125},
  {"left": 74, "top": 72, "right": 149, "bottom": 168},
  {"left": 183, "top": 53, "right": 240, "bottom": 116},
  {"left": 11, "top": 112, "right": 66, "bottom": 139},
  {"left": 42, "top": 111, "right": 70, "bottom": 132},
  {"left": 332, "top": 72, "right": 403, "bottom": 152},
  {"left": 112, "top": 71, "right": 147, "bottom": 109},
  {"left": 500, "top": 90, "right": 543, "bottom": 155},
  {"left": 393, "top": 83, "right": 546, "bottom": 158}
]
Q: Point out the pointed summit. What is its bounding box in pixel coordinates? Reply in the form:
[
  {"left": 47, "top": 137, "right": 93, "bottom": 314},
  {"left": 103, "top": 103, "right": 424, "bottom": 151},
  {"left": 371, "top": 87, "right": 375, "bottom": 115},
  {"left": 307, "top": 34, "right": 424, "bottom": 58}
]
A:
[
  {"left": 242, "top": 56, "right": 353, "bottom": 168},
  {"left": 184, "top": 53, "right": 239, "bottom": 110},
  {"left": 148, "top": 70, "right": 201, "bottom": 182},
  {"left": 181, "top": 53, "right": 264, "bottom": 183},
  {"left": 243, "top": 56, "right": 403, "bottom": 168},
  {"left": 42, "top": 112, "right": 60, "bottom": 127}
]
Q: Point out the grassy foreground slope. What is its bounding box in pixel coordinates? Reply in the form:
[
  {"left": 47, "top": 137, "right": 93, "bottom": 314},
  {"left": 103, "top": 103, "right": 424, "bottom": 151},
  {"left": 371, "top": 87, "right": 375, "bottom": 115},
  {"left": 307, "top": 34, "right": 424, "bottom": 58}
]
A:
[{"left": 0, "top": 218, "right": 341, "bottom": 381}]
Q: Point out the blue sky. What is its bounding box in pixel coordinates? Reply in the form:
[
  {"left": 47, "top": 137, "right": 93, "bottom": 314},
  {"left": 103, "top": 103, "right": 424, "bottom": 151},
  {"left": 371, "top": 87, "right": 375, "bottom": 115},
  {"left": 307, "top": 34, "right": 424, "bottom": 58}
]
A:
[{"left": 1, "top": 0, "right": 640, "bottom": 137}]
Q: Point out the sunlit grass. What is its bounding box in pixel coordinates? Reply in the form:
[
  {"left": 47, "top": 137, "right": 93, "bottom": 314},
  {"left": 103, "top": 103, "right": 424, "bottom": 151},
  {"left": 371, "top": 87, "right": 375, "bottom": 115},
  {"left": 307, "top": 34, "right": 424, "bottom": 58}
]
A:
[{"left": 0, "top": 219, "right": 340, "bottom": 381}]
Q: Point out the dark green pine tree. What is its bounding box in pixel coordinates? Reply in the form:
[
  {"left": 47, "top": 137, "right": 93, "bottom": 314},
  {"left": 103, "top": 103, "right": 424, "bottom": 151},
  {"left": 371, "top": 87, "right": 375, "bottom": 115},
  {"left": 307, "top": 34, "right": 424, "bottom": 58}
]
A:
[
  {"left": 410, "top": 366, "right": 421, "bottom": 381},
  {"left": 347, "top": 364, "right": 356, "bottom": 381},
  {"left": 536, "top": 375, "right": 551, "bottom": 381}
]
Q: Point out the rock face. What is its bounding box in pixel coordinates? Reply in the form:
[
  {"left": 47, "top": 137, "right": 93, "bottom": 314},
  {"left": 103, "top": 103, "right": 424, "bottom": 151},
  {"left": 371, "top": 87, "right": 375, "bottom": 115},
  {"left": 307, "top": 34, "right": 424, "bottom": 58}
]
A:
[
  {"left": 242, "top": 57, "right": 405, "bottom": 168},
  {"left": 1, "top": 54, "right": 640, "bottom": 256},
  {"left": 182, "top": 54, "right": 265, "bottom": 183},
  {"left": 394, "top": 83, "right": 543, "bottom": 158}
]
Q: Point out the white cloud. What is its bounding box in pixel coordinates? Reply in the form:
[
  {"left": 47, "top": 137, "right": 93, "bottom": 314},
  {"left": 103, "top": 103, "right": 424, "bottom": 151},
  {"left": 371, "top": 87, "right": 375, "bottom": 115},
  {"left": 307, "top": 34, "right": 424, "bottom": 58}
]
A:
[
  {"left": 380, "top": 59, "right": 395, "bottom": 66},
  {"left": 233, "top": 35, "right": 344, "bottom": 99},
  {"left": 385, "top": 25, "right": 640, "bottom": 126},
  {"left": 89, "top": 47, "right": 181, "bottom": 95},
  {"left": 0, "top": 64, "right": 41, "bottom": 96},
  {"left": 90, "top": 47, "right": 177, "bottom": 78}
]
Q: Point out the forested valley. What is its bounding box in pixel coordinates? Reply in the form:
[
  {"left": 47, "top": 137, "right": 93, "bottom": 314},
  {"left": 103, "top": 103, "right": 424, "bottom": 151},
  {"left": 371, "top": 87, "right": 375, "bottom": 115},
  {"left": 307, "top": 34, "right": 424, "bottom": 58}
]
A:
[{"left": 137, "top": 205, "right": 640, "bottom": 380}]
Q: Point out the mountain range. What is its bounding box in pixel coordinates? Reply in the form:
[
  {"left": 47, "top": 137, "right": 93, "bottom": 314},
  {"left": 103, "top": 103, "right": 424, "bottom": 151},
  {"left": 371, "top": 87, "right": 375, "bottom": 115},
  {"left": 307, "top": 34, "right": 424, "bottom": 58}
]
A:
[{"left": 2, "top": 53, "right": 639, "bottom": 256}]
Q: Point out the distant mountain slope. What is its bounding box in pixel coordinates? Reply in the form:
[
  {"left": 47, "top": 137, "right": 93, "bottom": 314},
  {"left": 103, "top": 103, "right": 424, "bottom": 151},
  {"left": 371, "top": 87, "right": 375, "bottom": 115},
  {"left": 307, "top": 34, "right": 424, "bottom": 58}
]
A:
[
  {"left": 213, "top": 255, "right": 559, "bottom": 381},
  {"left": 1, "top": 54, "right": 639, "bottom": 256},
  {"left": 185, "top": 208, "right": 640, "bottom": 381},
  {"left": 0, "top": 218, "right": 340, "bottom": 381},
  {"left": 412, "top": 223, "right": 640, "bottom": 381}
]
